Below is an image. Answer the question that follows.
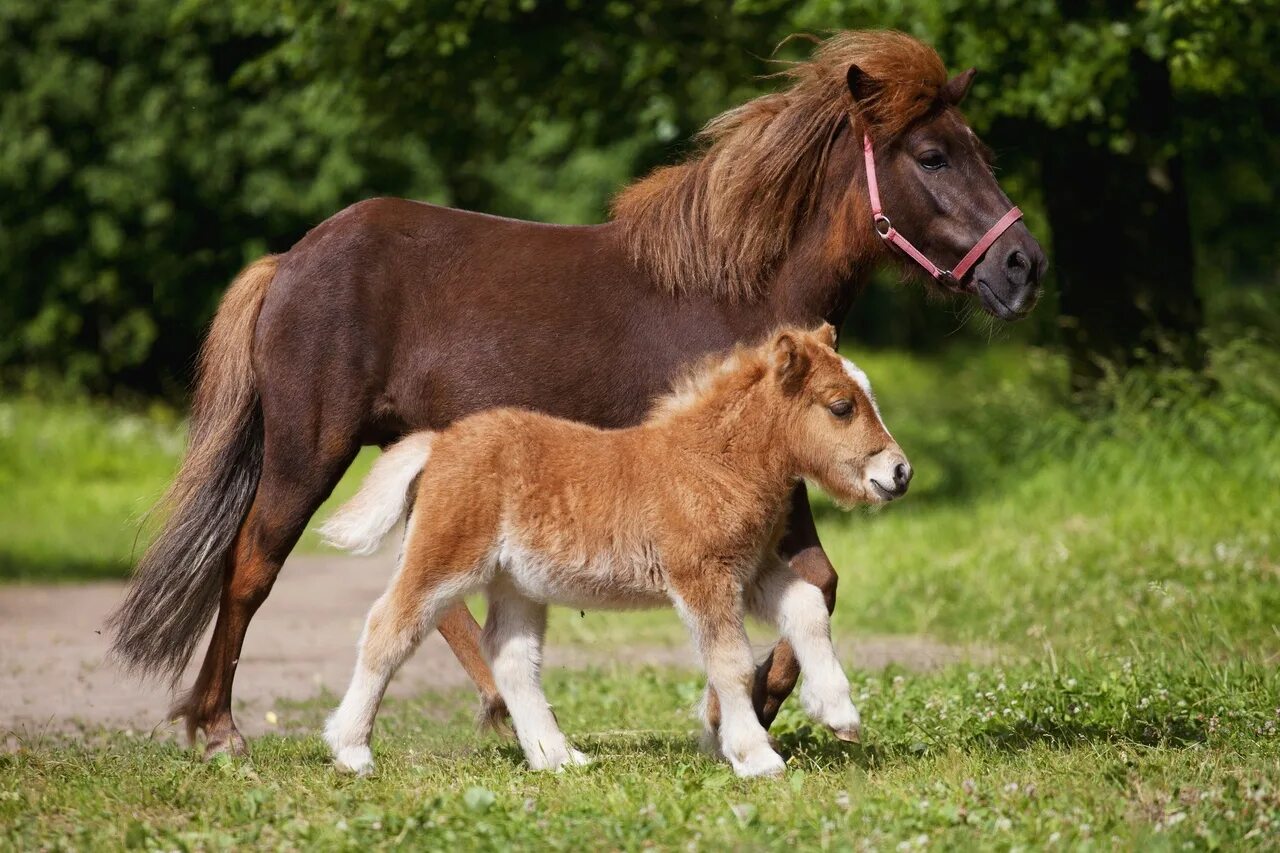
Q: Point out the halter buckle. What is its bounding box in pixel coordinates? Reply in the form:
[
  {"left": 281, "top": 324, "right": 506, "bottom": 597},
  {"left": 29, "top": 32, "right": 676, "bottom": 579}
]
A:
[{"left": 873, "top": 214, "right": 893, "bottom": 238}]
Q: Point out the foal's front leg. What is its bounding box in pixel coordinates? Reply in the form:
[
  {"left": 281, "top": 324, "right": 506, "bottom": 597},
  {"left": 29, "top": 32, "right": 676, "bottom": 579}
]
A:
[
  {"left": 746, "top": 558, "right": 860, "bottom": 742},
  {"left": 482, "top": 582, "right": 589, "bottom": 772},
  {"left": 672, "top": 574, "right": 785, "bottom": 778}
]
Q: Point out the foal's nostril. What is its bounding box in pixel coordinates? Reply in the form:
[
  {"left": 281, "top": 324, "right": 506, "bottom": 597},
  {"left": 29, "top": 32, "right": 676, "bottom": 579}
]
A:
[{"left": 893, "top": 462, "right": 912, "bottom": 493}]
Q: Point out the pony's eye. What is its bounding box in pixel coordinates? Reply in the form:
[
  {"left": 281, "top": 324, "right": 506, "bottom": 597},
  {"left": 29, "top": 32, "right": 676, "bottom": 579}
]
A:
[
  {"left": 919, "top": 151, "right": 947, "bottom": 171},
  {"left": 828, "top": 400, "right": 854, "bottom": 418}
]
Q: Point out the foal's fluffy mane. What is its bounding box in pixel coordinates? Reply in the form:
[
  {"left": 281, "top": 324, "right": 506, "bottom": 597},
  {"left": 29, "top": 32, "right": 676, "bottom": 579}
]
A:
[
  {"left": 647, "top": 341, "right": 768, "bottom": 423},
  {"left": 612, "top": 30, "right": 948, "bottom": 301}
]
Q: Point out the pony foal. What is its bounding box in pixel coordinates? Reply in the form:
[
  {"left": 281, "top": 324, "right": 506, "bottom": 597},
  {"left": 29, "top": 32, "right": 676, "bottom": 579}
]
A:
[{"left": 321, "top": 324, "right": 911, "bottom": 778}]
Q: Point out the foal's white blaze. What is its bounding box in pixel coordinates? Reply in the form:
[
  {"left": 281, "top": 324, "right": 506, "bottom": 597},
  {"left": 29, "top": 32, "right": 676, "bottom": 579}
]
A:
[{"left": 840, "top": 357, "right": 880, "bottom": 417}]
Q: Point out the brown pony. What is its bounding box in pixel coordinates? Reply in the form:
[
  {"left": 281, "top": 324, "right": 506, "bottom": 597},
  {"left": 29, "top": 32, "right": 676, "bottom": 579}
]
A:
[
  {"left": 108, "top": 30, "right": 1045, "bottom": 757},
  {"left": 320, "top": 325, "right": 909, "bottom": 778}
]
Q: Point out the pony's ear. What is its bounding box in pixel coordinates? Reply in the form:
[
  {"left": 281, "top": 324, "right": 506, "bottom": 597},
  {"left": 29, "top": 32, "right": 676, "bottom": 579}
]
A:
[
  {"left": 813, "top": 322, "right": 838, "bottom": 350},
  {"left": 772, "top": 332, "right": 812, "bottom": 393},
  {"left": 846, "top": 64, "right": 882, "bottom": 106},
  {"left": 940, "top": 68, "right": 977, "bottom": 105}
]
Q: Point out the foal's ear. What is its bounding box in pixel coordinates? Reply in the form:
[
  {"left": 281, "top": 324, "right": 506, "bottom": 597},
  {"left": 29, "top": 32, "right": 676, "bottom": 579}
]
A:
[
  {"left": 772, "top": 332, "right": 811, "bottom": 393},
  {"left": 813, "top": 322, "right": 838, "bottom": 350},
  {"left": 940, "top": 68, "right": 977, "bottom": 105}
]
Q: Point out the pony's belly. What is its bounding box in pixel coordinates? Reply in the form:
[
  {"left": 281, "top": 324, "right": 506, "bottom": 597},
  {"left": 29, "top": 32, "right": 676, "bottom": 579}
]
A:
[{"left": 497, "top": 538, "right": 669, "bottom": 610}]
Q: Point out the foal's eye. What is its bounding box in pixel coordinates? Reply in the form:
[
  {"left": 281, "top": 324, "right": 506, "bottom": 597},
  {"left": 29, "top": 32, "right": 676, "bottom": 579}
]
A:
[
  {"left": 918, "top": 151, "right": 947, "bottom": 171},
  {"left": 828, "top": 400, "right": 854, "bottom": 418}
]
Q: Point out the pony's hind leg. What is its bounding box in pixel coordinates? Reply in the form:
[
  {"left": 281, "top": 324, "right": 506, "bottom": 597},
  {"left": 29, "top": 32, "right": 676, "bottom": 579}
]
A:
[
  {"left": 436, "top": 603, "right": 509, "bottom": 730},
  {"left": 178, "top": 438, "right": 357, "bottom": 758},
  {"left": 326, "top": 531, "right": 483, "bottom": 775},
  {"left": 482, "top": 582, "right": 588, "bottom": 771},
  {"left": 746, "top": 558, "right": 859, "bottom": 742}
]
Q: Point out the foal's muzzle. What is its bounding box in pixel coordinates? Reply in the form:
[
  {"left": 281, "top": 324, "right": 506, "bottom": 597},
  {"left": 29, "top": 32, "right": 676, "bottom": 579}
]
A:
[{"left": 868, "top": 454, "right": 912, "bottom": 501}]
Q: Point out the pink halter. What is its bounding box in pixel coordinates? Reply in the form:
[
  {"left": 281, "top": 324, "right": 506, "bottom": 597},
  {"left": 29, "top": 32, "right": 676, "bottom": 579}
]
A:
[{"left": 863, "top": 133, "right": 1023, "bottom": 290}]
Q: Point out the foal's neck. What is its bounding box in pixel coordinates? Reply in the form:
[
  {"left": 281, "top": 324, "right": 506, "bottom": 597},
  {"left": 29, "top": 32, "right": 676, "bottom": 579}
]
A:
[{"left": 659, "top": 376, "right": 796, "bottom": 497}]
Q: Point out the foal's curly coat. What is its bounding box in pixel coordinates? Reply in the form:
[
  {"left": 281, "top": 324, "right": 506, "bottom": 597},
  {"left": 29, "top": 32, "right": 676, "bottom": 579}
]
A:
[{"left": 321, "top": 324, "right": 911, "bottom": 777}]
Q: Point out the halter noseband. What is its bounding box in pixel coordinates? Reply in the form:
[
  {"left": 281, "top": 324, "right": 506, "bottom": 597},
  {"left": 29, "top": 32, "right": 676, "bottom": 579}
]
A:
[{"left": 863, "top": 133, "right": 1023, "bottom": 290}]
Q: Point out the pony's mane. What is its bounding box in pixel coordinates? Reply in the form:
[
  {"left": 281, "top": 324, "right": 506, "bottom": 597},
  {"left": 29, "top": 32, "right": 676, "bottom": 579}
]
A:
[{"left": 612, "top": 30, "right": 948, "bottom": 301}]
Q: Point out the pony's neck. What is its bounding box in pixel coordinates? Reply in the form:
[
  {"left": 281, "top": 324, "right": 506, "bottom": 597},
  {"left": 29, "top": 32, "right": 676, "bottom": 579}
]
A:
[{"left": 765, "top": 123, "right": 883, "bottom": 328}]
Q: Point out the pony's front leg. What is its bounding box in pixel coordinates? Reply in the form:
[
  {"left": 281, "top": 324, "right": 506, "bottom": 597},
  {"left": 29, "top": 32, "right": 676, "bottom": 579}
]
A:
[
  {"left": 483, "top": 582, "right": 588, "bottom": 772},
  {"left": 753, "top": 484, "right": 837, "bottom": 728},
  {"left": 747, "top": 558, "right": 860, "bottom": 742},
  {"left": 672, "top": 575, "right": 785, "bottom": 778}
]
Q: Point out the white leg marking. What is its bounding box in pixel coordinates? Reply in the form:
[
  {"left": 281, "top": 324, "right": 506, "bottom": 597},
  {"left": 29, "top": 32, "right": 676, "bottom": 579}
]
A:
[{"left": 484, "top": 583, "right": 588, "bottom": 772}]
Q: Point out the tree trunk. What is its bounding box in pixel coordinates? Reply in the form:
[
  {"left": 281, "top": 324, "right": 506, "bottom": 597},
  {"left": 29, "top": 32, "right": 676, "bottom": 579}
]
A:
[{"left": 1041, "top": 50, "right": 1204, "bottom": 394}]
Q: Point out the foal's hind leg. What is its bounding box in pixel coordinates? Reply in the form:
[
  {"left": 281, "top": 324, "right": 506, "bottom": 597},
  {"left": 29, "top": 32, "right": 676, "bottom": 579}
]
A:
[
  {"left": 178, "top": 433, "right": 356, "bottom": 758},
  {"left": 326, "top": 565, "right": 473, "bottom": 774}
]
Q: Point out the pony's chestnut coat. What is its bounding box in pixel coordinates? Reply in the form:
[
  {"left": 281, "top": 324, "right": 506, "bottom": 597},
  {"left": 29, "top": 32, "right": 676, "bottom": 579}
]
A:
[{"left": 322, "top": 326, "right": 910, "bottom": 777}]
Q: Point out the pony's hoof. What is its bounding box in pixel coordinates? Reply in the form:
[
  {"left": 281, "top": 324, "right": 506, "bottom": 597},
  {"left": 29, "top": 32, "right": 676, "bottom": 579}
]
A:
[
  {"left": 334, "top": 745, "right": 375, "bottom": 776},
  {"left": 832, "top": 725, "right": 861, "bottom": 744},
  {"left": 203, "top": 730, "right": 248, "bottom": 760}
]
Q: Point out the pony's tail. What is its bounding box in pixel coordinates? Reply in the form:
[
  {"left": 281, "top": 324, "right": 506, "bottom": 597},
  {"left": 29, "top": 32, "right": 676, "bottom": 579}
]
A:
[
  {"left": 107, "top": 255, "right": 278, "bottom": 685},
  {"left": 319, "top": 433, "right": 434, "bottom": 556}
]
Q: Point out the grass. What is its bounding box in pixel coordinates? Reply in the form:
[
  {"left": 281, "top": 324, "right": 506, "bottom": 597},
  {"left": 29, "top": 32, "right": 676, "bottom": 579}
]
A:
[
  {"left": 3, "top": 327, "right": 1279, "bottom": 848},
  {"left": 0, "top": 400, "right": 377, "bottom": 581},
  {"left": 4, "top": 657, "right": 1278, "bottom": 849}
]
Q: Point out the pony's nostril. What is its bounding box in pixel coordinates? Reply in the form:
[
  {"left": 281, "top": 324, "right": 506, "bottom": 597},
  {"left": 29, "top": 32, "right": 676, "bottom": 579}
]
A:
[{"left": 1007, "top": 250, "right": 1029, "bottom": 272}]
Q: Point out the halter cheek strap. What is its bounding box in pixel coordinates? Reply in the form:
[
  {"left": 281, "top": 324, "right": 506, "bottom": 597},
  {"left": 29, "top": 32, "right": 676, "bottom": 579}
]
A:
[{"left": 863, "top": 133, "right": 1023, "bottom": 288}]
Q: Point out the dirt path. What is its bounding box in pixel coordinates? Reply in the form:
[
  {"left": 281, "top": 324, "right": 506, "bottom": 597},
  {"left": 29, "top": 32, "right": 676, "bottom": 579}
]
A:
[{"left": 1, "top": 554, "right": 987, "bottom": 739}]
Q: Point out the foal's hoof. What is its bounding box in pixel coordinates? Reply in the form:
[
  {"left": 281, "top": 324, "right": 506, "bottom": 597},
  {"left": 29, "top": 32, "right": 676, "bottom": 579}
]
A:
[
  {"left": 203, "top": 730, "right": 249, "bottom": 760},
  {"left": 333, "top": 745, "right": 376, "bottom": 776},
  {"left": 730, "top": 747, "right": 786, "bottom": 779}
]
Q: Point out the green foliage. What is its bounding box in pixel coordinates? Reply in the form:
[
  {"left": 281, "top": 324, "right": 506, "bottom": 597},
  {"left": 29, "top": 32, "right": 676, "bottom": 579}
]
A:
[
  {"left": 0, "top": 1, "right": 442, "bottom": 393},
  {"left": 1, "top": 0, "right": 1278, "bottom": 389},
  {"left": 0, "top": 396, "right": 376, "bottom": 581}
]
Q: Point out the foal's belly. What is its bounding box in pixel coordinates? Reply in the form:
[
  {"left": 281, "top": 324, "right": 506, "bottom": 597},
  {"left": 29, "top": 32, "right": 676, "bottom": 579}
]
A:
[{"left": 495, "top": 537, "right": 670, "bottom": 611}]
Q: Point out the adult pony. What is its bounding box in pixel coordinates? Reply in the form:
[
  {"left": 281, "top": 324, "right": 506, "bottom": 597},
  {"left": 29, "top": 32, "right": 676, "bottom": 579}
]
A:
[{"left": 109, "top": 30, "right": 1045, "bottom": 757}]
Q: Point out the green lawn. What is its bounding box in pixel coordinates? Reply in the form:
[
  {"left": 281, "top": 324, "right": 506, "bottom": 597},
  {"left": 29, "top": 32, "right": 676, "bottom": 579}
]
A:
[{"left": 3, "top": 331, "right": 1279, "bottom": 849}]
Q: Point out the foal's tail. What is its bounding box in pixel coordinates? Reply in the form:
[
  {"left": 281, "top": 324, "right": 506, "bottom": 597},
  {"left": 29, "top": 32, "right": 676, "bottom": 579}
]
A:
[
  {"left": 107, "top": 255, "right": 278, "bottom": 684},
  {"left": 320, "top": 433, "right": 434, "bottom": 556}
]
